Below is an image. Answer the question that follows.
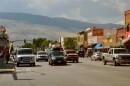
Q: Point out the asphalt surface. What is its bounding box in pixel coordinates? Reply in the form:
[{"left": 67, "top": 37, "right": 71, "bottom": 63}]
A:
[{"left": 0, "top": 58, "right": 130, "bottom": 86}]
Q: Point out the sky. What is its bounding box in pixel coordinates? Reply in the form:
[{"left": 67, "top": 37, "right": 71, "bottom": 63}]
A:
[{"left": 0, "top": 0, "right": 130, "bottom": 25}]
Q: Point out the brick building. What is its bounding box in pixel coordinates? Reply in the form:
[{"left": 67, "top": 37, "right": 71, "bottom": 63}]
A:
[{"left": 125, "top": 10, "right": 130, "bottom": 25}]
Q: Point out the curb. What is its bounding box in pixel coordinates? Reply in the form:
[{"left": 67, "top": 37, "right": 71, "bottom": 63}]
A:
[{"left": 0, "top": 68, "right": 16, "bottom": 73}]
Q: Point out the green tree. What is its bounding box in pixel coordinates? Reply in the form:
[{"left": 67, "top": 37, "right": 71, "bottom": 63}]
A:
[
  {"left": 22, "top": 43, "right": 35, "bottom": 52},
  {"left": 33, "top": 38, "right": 50, "bottom": 50},
  {"left": 64, "top": 37, "right": 77, "bottom": 49}
]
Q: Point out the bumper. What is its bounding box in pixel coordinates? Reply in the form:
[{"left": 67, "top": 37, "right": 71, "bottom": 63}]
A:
[
  {"left": 17, "top": 61, "right": 35, "bottom": 64},
  {"left": 96, "top": 56, "right": 102, "bottom": 60},
  {"left": 66, "top": 57, "right": 78, "bottom": 61},
  {"left": 52, "top": 60, "right": 67, "bottom": 64},
  {"left": 118, "top": 59, "right": 130, "bottom": 64},
  {"left": 37, "top": 57, "right": 48, "bottom": 60}
]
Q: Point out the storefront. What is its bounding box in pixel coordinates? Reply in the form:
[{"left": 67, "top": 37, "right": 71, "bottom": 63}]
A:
[{"left": 122, "top": 32, "right": 130, "bottom": 51}]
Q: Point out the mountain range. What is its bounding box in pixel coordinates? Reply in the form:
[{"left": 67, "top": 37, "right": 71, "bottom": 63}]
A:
[{"left": 0, "top": 12, "right": 123, "bottom": 46}]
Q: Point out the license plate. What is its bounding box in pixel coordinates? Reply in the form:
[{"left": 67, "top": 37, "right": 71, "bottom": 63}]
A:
[{"left": 58, "top": 61, "right": 61, "bottom": 63}]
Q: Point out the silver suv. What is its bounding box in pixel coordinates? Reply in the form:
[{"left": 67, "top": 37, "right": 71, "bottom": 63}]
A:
[{"left": 14, "top": 48, "right": 35, "bottom": 67}]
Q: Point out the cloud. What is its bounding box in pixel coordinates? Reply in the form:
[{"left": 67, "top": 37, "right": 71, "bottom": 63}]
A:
[
  {"left": 116, "top": 20, "right": 124, "bottom": 25},
  {"left": 59, "top": 8, "right": 88, "bottom": 22},
  {"left": 91, "top": 0, "right": 130, "bottom": 12},
  {"left": 0, "top": 0, "right": 130, "bottom": 24}
]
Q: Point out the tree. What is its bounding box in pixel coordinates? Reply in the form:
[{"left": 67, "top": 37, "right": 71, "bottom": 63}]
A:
[
  {"left": 64, "top": 37, "right": 77, "bottom": 49},
  {"left": 33, "top": 38, "right": 50, "bottom": 50},
  {"left": 22, "top": 43, "right": 35, "bottom": 51}
]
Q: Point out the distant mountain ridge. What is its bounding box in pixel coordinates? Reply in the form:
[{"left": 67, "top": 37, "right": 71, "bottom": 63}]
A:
[
  {"left": 0, "top": 12, "right": 123, "bottom": 32},
  {"left": 0, "top": 12, "right": 123, "bottom": 47}
]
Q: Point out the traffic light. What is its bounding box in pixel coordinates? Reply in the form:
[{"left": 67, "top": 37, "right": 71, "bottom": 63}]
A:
[{"left": 24, "top": 39, "right": 26, "bottom": 43}]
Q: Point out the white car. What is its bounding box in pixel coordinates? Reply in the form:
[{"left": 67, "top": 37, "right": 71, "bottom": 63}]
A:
[
  {"left": 91, "top": 51, "right": 102, "bottom": 61},
  {"left": 36, "top": 51, "right": 48, "bottom": 62},
  {"left": 14, "top": 48, "right": 35, "bottom": 67}
]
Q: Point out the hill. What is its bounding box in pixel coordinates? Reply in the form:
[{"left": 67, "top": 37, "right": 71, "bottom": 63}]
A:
[{"left": 0, "top": 12, "right": 123, "bottom": 46}]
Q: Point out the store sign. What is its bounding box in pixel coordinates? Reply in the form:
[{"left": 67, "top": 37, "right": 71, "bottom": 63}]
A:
[{"left": 92, "top": 29, "right": 103, "bottom": 36}]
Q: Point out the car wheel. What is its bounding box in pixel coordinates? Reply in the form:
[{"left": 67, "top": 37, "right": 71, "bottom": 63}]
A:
[
  {"left": 17, "top": 63, "right": 19, "bottom": 67},
  {"left": 94, "top": 57, "right": 97, "bottom": 61},
  {"left": 64, "top": 62, "right": 67, "bottom": 65},
  {"left": 100, "top": 58, "right": 102, "bottom": 61},
  {"left": 76, "top": 60, "right": 79, "bottom": 63},
  {"left": 36, "top": 59, "right": 39, "bottom": 62},
  {"left": 50, "top": 62, "right": 53, "bottom": 66},
  {"left": 91, "top": 57, "right": 93, "bottom": 61},
  {"left": 113, "top": 59, "right": 117, "bottom": 66},
  {"left": 33, "top": 63, "right": 35, "bottom": 67},
  {"left": 103, "top": 60, "right": 107, "bottom": 65}
]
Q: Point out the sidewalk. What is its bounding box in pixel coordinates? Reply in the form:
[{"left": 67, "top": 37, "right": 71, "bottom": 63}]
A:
[{"left": 0, "top": 58, "right": 16, "bottom": 73}]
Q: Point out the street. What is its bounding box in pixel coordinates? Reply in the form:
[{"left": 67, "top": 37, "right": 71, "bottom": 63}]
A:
[{"left": 0, "top": 58, "right": 130, "bottom": 86}]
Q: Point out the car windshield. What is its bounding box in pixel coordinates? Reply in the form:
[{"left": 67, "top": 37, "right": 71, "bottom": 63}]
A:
[
  {"left": 52, "top": 52, "right": 64, "bottom": 56},
  {"left": 66, "top": 51, "right": 76, "bottom": 54},
  {"left": 18, "top": 49, "right": 32, "bottom": 55},
  {"left": 114, "top": 49, "right": 130, "bottom": 54},
  {"left": 38, "top": 52, "right": 47, "bottom": 55}
]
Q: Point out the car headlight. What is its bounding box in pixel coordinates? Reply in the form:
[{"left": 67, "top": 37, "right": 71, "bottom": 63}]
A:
[
  {"left": 37, "top": 56, "right": 40, "bottom": 58},
  {"left": 64, "top": 57, "right": 66, "bottom": 60},
  {"left": 31, "top": 57, "right": 35, "bottom": 61},
  {"left": 52, "top": 57, "right": 56, "bottom": 60}
]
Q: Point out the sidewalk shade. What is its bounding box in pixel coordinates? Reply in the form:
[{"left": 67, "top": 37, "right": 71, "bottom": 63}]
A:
[{"left": 0, "top": 58, "right": 15, "bottom": 72}]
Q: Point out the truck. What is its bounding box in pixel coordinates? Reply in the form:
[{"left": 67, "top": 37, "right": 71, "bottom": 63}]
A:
[
  {"left": 13, "top": 48, "right": 35, "bottom": 67},
  {"left": 103, "top": 48, "right": 130, "bottom": 66}
]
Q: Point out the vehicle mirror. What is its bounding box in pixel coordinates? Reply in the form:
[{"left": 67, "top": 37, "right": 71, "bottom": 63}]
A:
[{"left": 13, "top": 53, "right": 16, "bottom": 55}]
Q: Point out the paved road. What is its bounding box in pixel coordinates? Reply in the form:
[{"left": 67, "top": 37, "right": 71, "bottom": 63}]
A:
[{"left": 0, "top": 58, "right": 130, "bottom": 86}]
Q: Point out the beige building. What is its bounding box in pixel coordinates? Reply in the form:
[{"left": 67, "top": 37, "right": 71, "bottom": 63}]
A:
[
  {"left": 86, "top": 27, "right": 117, "bottom": 48},
  {"left": 77, "top": 31, "right": 85, "bottom": 46}
]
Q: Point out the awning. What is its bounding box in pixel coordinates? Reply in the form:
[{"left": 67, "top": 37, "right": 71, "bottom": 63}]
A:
[
  {"left": 93, "top": 43, "right": 102, "bottom": 49},
  {"left": 122, "top": 32, "right": 130, "bottom": 44},
  {"left": 86, "top": 43, "right": 96, "bottom": 48}
]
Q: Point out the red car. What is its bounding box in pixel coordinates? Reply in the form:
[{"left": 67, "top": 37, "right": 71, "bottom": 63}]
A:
[{"left": 64, "top": 49, "right": 79, "bottom": 63}]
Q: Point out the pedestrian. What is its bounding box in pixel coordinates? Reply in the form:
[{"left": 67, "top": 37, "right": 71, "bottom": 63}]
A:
[{"left": 3, "top": 44, "right": 10, "bottom": 64}]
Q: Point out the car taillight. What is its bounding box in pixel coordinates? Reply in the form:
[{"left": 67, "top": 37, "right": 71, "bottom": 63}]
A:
[{"left": 65, "top": 55, "right": 67, "bottom": 57}]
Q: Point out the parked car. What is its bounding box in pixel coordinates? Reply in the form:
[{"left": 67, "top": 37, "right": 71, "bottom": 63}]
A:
[
  {"left": 36, "top": 51, "right": 48, "bottom": 62},
  {"left": 91, "top": 51, "right": 102, "bottom": 61},
  {"left": 78, "top": 50, "right": 85, "bottom": 58},
  {"left": 13, "top": 48, "right": 35, "bottom": 67},
  {"left": 103, "top": 48, "right": 130, "bottom": 66},
  {"left": 64, "top": 49, "right": 79, "bottom": 63},
  {"left": 48, "top": 51, "right": 67, "bottom": 66},
  {"left": 98, "top": 47, "right": 109, "bottom": 61},
  {"left": 86, "top": 48, "right": 93, "bottom": 57}
]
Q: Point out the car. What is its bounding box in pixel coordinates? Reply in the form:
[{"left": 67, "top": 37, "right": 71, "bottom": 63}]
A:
[
  {"left": 64, "top": 49, "right": 79, "bottom": 63},
  {"left": 48, "top": 51, "right": 67, "bottom": 66},
  {"left": 86, "top": 48, "right": 93, "bottom": 58},
  {"left": 78, "top": 50, "right": 85, "bottom": 58},
  {"left": 91, "top": 51, "right": 102, "bottom": 61},
  {"left": 36, "top": 51, "right": 48, "bottom": 62},
  {"left": 13, "top": 48, "right": 35, "bottom": 67},
  {"left": 103, "top": 48, "right": 130, "bottom": 66}
]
